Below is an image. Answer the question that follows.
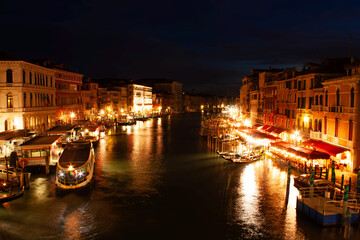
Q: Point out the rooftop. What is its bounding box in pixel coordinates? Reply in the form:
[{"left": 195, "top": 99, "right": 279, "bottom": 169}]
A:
[{"left": 20, "top": 135, "right": 62, "bottom": 147}]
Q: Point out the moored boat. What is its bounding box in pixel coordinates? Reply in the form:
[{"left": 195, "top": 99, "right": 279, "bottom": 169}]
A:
[
  {"left": 231, "top": 154, "right": 263, "bottom": 163},
  {"left": 0, "top": 186, "right": 25, "bottom": 204},
  {"left": 55, "top": 140, "right": 95, "bottom": 190}
]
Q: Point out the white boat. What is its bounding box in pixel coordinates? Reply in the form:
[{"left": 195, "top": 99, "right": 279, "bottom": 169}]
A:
[{"left": 55, "top": 140, "right": 95, "bottom": 190}]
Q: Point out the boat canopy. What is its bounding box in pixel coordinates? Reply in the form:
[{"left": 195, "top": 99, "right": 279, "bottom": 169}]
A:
[{"left": 58, "top": 141, "right": 91, "bottom": 169}]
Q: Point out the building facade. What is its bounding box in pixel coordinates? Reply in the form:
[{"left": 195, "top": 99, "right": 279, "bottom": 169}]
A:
[{"left": 0, "top": 60, "right": 56, "bottom": 133}]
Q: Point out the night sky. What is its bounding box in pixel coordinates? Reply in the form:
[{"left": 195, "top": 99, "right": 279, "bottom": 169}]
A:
[{"left": 1, "top": 0, "right": 359, "bottom": 95}]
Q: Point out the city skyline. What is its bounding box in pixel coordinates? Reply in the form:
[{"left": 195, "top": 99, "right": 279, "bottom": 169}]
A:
[{"left": 1, "top": 0, "right": 359, "bottom": 96}]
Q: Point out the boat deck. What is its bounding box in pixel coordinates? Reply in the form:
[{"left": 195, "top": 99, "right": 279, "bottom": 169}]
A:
[{"left": 297, "top": 190, "right": 360, "bottom": 226}]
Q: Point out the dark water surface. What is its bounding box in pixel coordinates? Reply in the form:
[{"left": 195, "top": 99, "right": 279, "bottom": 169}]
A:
[{"left": 1, "top": 113, "right": 360, "bottom": 239}]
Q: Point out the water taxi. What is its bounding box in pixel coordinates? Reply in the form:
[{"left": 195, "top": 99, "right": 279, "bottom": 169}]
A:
[{"left": 55, "top": 141, "right": 95, "bottom": 190}]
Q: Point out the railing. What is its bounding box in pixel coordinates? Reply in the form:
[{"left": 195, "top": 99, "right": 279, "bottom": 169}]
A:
[
  {"left": 329, "top": 106, "right": 343, "bottom": 113},
  {"left": 310, "top": 130, "right": 322, "bottom": 140},
  {"left": 311, "top": 105, "right": 323, "bottom": 112},
  {"left": 298, "top": 187, "right": 360, "bottom": 214}
]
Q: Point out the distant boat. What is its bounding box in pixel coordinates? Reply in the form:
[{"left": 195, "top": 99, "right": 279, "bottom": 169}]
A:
[
  {"left": 231, "top": 153, "right": 263, "bottom": 163},
  {"left": 55, "top": 141, "right": 95, "bottom": 190}
]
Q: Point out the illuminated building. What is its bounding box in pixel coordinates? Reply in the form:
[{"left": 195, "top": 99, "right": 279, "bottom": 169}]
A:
[
  {"left": 0, "top": 52, "right": 56, "bottom": 133},
  {"left": 239, "top": 58, "right": 360, "bottom": 171},
  {"left": 29, "top": 59, "right": 84, "bottom": 124},
  {"left": 127, "top": 84, "right": 152, "bottom": 114},
  {"left": 81, "top": 80, "right": 99, "bottom": 121}
]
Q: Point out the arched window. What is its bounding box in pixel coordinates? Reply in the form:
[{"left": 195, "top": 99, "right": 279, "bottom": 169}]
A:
[
  {"left": 30, "top": 93, "right": 33, "bottom": 107},
  {"left": 7, "top": 93, "right": 13, "bottom": 108},
  {"left": 6, "top": 69, "right": 13, "bottom": 83},
  {"left": 349, "top": 120, "right": 353, "bottom": 141},
  {"left": 24, "top": 93, "right": 26, "bottom": 108},
  {"left": 325, "top": 91, "right": 328, "bottom": 106},
  {"left": 29, "top": 72, "right": 32, "bottom": 84},
  {"left": 320, "top": 95, "right": 323, "bottom": 106},
  {"left": 315, "top": 95, "right": 319, "bottom": 105},
  {"left": 324, "top": 117, "right": 327, "bottom": 134},
  {"left": 335, "top": 118, "right": 339, "bottom": 137},
  {"left": 23, "top": 70, "right": 26, "bottom": 83},
  {"left": 350, "top": 87, "right": 355, "bottom": 107},
  {"left": 319, "top": 119, "right": 322, "bottom": 133},
  {"left": 314, "top": 119, "right": 318, "bottom": 131},
  {"left": 336, "top": 89, "right": 340, "bottom": 106}
]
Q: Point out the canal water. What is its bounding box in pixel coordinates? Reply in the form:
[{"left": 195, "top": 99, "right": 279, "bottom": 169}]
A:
[{"left": 1, "top": 113, "right": 360, "bottom": 239}]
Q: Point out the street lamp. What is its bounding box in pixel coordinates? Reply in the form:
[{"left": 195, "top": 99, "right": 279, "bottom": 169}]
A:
[{"left": 70, "top": 112, "right": 75, "bottom": 125}]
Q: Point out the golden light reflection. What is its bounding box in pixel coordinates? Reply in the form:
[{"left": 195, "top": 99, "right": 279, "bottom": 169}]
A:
[
  {"left": 237, "top": 164, "right": 261, "bottom": 225},
  {"left": 33, "top": 178, "right": 49, "bottom": 202},
  {"left": 64, "top": 211, "right": 80, "bottom": 240}
]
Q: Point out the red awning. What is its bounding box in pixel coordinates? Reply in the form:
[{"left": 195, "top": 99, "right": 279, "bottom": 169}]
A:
[
  {"left": 265, "top": 126, "right": 277, "bottom": 133},
  {"left": 250, "top": 131, "right": 280, "bottom": 141},
  {"left": 302, "top": 139, "right": 349, "bottom": 157},
  {"left": 272, "top": 142, "right": 330, "bottom": 159},
  {"left": 261, "top": 125, "right": 271, "bottom": 131},
  {"left": 272, "top": 128, "right": 285, "bottom": 134}
]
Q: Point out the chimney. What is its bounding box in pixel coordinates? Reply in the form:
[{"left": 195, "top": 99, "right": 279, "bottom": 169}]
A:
[{"left": 297, "top": 65, "right": 301, "bottom": 72}]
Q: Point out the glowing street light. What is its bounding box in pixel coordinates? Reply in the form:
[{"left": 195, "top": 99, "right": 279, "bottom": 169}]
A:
[{"left": 70, "top": 112, "right": 75, "bottom": 125}]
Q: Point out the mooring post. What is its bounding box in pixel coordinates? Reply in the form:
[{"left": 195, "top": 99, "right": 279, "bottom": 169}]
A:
[
  {"left": 357, "top": 170, "right": 360, "bottom": 194},
  {"left": 349, "top": 177, "right": 352, "bottom": 193},
  {"left": 342, "top": 185, "right": 349, "bottom": 227}
]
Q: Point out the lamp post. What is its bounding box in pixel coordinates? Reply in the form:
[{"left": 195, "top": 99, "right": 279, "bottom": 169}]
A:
[{"left": 70, "top": 112, "right": 75, "bottom": 125}]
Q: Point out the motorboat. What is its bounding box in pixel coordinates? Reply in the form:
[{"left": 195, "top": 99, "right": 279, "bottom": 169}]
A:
[{"left": 55, "top": 140, "right": 95, "bottom": 190}]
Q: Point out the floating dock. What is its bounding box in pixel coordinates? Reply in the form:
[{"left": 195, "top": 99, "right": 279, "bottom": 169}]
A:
[{"left": 296, "top": 188, "right": 360, "bottom": 226}]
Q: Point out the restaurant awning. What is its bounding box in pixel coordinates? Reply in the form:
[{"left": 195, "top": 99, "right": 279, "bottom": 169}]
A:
[
  {"left": 302, "top": 139, "right": 349, "bottom": 157},
  {"left": 250, "top": 131, "right": 280, "bottom": 141},
  {"left": 271, "top": 142, "right": 330, "bottom": 160},
  {"left": 261, "top": 125, "right": 271, "bottom": 131},
  {"left": 265, "top": 126, "right": 277, "bottom": 133},
  {"left": 272, "top": 128, "right": 285, "bottom": 134}
]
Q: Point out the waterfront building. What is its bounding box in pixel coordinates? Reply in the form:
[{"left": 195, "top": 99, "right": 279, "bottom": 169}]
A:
[
  {"left": 30, "top": 60, "right": 84, "bottom": 124},
  {"left": 239, "top": 58, "right": 360, "bottom": 171},
  {"left": 182, "top": 93, "right": 202, "bottom": 112},
  {"left": 53, "top": 66, "right": 84, "bottom": 123},
  {"left": 0, "top": 52, "right": 56, "bottom": 134},
  {"left": 81, "top": 79, "right": 99, "bottom": 121},
  {"left": 97, "top": 87, "right": 110, "bottom": 113},
  {"left": 127, "top": 84, "right": 153, "bottom": 115},
  {"left": 134, "top": 78, "right": 183, "bottom": 113},
  {"left": 113, "top": 86, "right": 128, "bottom": 113}
]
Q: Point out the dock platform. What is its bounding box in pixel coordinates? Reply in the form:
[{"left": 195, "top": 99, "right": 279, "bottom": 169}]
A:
[{"left": 296, "top": 188, "right": 360, "bottom": 226}]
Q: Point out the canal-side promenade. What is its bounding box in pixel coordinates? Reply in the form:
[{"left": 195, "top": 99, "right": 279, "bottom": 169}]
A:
[{"left": 201, "top": 112, "right": 360, "bottom": 194}]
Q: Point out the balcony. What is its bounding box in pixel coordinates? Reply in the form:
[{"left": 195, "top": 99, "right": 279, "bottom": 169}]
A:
[
  {"left": 344, "top": 107, "right": 357, "bottom": 114},
  {"left": 328, "top": 106, "right": 342, "bottom": 113},
  {"left": 310, "top": 130, "right": 322, "bottom": 140},
  {"left": 311, "top": 105, "right": 323, "bottom": 112}
]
